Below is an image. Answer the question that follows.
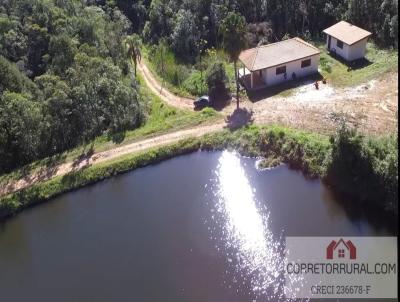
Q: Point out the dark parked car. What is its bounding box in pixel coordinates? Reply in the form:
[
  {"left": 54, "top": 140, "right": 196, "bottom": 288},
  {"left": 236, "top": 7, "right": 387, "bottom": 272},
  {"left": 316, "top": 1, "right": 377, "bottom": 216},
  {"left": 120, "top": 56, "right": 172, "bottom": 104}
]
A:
[{"left": 193, "top": 95, "right": 212, "bottom": 110}]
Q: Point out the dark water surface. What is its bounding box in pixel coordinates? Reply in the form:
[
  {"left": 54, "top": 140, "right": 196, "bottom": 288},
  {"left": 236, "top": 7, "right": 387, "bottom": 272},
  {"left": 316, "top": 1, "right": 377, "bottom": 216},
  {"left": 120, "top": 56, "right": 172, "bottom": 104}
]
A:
[{"left": 0, "top": 151, "right": 393, "bottom": 301}]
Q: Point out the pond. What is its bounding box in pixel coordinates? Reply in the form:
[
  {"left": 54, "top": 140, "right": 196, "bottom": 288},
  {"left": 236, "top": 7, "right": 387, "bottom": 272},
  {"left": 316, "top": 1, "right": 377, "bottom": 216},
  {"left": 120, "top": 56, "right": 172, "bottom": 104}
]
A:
[{"left": 0, "top": 151, "right": 393, "bottom": 301}]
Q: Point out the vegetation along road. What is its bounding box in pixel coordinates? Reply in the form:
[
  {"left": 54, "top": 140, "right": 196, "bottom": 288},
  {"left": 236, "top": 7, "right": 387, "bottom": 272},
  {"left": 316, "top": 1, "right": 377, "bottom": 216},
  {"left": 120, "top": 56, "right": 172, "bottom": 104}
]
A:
[
  {"left": 0, "top": 58, "right": 397, "bottom": 198},
  {"left": 137, "top": 60, "right": 194, "bottom": 110},
  {"left": 0, "top": 121, "right": 225, "bottom": 197}
]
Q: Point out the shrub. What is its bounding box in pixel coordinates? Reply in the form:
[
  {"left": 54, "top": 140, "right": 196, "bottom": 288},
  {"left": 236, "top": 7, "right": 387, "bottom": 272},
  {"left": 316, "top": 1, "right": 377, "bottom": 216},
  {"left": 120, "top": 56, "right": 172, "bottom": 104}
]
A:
[
  {"left": 206, "top": 61, "right": 229, "bottom": 101},
  {"left": 327, "top": 125, "right": 398, "bottom": 220},
  {"left": 150, "top": 44, "right": 191, "bottom": 89},
  {"left": 320, "top": 56, "right": 332, "bottom": 73},
  {"left": 182, "top": 70, "right": 207, "bottom": 96},
  {"left": 200, "top": 107, "right": 218, "bottom": 117}
]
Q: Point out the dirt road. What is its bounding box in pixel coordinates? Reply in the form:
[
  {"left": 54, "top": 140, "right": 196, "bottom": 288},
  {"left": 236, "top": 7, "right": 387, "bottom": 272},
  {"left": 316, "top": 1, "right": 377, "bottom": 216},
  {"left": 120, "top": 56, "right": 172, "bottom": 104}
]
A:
[
  {"left": 0, "top": 122, "right": 225, "bottom": 197},
  {"left": 1, "top": 61, "right": 398, "bottom": 197},
  {"left": 141, "top": 59, "right": 398, "bottom": 135},
  {"left": 138, "top": 60, "right": 194, "bottom": 110}
]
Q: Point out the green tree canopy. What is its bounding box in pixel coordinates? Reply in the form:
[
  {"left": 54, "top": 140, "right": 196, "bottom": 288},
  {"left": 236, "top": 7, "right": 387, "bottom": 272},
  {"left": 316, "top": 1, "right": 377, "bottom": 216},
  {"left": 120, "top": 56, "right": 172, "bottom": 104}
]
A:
[{"left": 206, "top": 61, "right": 229, "bottom": 101}]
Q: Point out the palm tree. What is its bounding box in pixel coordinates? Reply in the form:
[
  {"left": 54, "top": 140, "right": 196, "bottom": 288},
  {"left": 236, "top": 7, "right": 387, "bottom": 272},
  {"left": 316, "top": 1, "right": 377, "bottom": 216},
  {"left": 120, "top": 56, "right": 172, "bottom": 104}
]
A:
[
  {"left": 124, "top": 34, "right": 142, "bottom": 77},
  {"left": 220, "top": 12, "right": 247, "bottom": 109}
]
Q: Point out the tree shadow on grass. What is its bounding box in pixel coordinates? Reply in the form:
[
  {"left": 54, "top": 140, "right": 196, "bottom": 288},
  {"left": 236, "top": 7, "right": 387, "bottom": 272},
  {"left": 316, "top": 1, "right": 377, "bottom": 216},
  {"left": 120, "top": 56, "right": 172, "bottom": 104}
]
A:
[
  {"left": 212, "top": 92, "right": 231, "bottom": 111},
  {"left": 224, "top": 107, "right": 254, "bottom": 129},
  {"left": 19, "top": 154, "right": 66, "bottom": 181},
  {"left": 34, "top": 154, "right": 67, "bottom": 181},
  {"left": 71, "top": 144, "right": 95, "bottom": 170}
]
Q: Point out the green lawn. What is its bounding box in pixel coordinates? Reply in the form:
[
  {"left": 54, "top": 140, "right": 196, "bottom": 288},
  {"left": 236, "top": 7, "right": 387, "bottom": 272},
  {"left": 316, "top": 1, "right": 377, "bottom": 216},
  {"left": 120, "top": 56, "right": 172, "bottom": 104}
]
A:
[
  {"left": 246, "top": 41, "right": 398, "bottom": 99},
  {"left": 318, "top": 42, "right": 398, "bottom": 87},
  {"left": 0, "top": 73, "right": 221, "bottom": 187},
  {"left": 144, "top": 42, "right": 397, "bottom": 98}
]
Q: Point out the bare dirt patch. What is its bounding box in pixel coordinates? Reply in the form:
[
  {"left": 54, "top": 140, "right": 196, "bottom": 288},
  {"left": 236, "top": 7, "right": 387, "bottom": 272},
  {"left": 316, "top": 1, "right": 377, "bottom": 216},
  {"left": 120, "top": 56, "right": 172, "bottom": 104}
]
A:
[
  {"left": 1, "top": 62, "right": 397, "bottom": 198},
  {"left": 247, "top": 72, "right": 398, "bottom": 135}
]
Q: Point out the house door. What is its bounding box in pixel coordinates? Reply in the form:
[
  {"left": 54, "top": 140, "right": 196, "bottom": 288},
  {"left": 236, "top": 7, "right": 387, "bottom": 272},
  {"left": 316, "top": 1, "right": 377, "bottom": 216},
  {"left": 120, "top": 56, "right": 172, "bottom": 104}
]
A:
[{"left": 328, "top": 35, "right": 331, "bottom": 49}]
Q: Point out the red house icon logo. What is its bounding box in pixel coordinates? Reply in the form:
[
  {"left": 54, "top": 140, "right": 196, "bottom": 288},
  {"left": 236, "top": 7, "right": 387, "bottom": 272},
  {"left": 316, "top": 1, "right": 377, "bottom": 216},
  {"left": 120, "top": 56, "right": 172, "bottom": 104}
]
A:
[{"left": 326, "top": 238, "right": 357, "bottom": 260}]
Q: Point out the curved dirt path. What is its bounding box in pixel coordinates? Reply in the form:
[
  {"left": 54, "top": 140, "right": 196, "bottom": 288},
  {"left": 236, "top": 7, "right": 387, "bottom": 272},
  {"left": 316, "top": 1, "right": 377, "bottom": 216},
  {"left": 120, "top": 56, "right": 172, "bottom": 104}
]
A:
[
  {"left": 138, "top": 60, "right": 194, "bottom": 110},
  {"left": 1, "top": 62, "right": 226, "bottom": 198},
  {"left": 0, "top": 122, "right": 225, "bottom": 197},
  {"left": 1, "top": 60, "right": 398, "bottom": 197}
]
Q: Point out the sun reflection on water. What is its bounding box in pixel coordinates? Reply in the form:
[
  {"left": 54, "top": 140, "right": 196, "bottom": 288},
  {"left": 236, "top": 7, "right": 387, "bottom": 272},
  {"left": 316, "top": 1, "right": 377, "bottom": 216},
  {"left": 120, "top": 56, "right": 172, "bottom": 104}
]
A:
[{"left": 209, "top": 151, "right": 307, "bottom": 301}]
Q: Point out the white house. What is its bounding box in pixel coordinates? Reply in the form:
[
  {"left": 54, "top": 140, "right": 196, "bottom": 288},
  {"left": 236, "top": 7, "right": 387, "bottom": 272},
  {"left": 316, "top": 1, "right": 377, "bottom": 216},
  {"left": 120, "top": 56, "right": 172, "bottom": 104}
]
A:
[
  {"left": 323, "top": 21, "right": 372, "bottom": 62},
  {"left": 238, "top": 37, "right": 320, "bottom": 90}
]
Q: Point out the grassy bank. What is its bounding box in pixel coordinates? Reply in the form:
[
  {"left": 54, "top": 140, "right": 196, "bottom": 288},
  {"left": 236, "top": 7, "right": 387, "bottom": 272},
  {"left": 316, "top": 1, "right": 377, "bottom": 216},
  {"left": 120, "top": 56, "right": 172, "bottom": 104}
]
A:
[{"left": 1, "top": 125, "right": 397, "bottom": 229}]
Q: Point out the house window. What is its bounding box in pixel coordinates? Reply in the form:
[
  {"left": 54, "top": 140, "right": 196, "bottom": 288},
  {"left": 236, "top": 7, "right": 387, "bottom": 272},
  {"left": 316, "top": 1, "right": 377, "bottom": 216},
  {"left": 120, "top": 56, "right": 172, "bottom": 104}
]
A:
[
  {"left": 301, "top": 59, "right": 311, "bottom": 68},
  {"left": 337, "top": 39, "right": 344, "bottom": 49},
  {"left": 338, "top": 249, "right": 345, "bottom": 258},
  {"left": 276, "top": 66, "right": 286, "bottom": 75}
]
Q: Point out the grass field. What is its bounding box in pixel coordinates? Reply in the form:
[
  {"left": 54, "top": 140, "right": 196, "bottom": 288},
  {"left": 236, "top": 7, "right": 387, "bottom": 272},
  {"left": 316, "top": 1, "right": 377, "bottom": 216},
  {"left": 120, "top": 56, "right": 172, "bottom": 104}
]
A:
[
  {"left": 245, "top": 41, "right": 398, "bottom": 99},
  {"left": 318, "top": 42, "right": 398, "bottom": 87}
]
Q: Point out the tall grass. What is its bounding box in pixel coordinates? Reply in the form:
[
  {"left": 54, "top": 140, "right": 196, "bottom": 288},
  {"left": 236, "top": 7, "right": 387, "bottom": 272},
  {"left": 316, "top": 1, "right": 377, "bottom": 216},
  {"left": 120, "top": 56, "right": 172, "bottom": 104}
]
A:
[{"left": 144, "top": 45, "right": 236, "bottom": 97}]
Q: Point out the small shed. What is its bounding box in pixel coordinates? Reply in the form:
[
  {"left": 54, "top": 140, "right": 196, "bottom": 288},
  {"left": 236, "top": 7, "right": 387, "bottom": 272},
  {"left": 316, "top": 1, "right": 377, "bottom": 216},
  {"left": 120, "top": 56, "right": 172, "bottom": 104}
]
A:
[
  {"left": 323, "top": 21, "right": 372, "bottom": 62},
  {"left": 238, "top": 37, "right": 320, "bottom": 90}
]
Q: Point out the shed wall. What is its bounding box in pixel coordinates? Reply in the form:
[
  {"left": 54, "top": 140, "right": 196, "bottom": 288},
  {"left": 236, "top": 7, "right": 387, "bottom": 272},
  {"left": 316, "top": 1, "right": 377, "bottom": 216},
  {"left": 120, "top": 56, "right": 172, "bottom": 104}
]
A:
[
  {"left": 326, "top": 35, "right": 368, "bottom": 61},
  {"left": 347, "top": 38, "right": 368, "bottom": 61},
  {"left": 326, "top": 35, "right": 350, "bottom": 60}
]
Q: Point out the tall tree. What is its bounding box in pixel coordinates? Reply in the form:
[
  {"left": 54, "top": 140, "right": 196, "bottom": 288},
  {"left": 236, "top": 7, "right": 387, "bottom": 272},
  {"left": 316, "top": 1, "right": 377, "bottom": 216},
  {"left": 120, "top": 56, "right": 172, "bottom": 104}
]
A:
[
  {"left": 171, "top": 9, "right": 200, "bottom": 62},
  {"left": 156, "top": 38, "right": 168, "bottom": 92},
  {"left": 220, "top": 12, "right": 247, "bottom": 109},
  {"left": 124, "top": 34, "right": 142, "bottom": 77}
]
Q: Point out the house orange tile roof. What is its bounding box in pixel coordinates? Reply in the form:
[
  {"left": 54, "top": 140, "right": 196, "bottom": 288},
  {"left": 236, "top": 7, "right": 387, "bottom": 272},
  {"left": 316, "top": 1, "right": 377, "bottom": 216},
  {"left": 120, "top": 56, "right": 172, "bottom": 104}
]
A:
[
  {"left": 238, "top": 37, "right": 320, "bottom": 72},
  {"left": 323, "top": 21, "right": 372, "bottom": 45}
]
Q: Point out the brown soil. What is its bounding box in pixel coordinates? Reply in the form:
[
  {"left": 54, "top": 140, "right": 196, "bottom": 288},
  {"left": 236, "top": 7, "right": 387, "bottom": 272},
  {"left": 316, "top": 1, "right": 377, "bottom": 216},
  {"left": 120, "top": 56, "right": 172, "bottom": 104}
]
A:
[
  {"left": 1, "top": 63, "right": 397, "bottom": 197},
  {"left": 0, "top": 123, "right": 225, "bottom": 197},
  {"left": 138, "top": 60, "right": 194, "bottom": 110},
  {"left": 247, "top": 72, "right": 398, "bottom": 135}
]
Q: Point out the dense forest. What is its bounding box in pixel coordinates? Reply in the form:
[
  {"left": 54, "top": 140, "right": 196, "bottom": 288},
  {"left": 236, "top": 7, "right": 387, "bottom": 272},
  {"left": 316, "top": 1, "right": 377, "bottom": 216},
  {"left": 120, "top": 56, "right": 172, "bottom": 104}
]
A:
[
  {"left": 119, "top": 0, "right": 398, "bottom": 59},
  {"left": 0, "top": 0, "right": 142, "bottom": 173},
  {"left": 0, "top": 0, "right": 398, "bottom": 174}
]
